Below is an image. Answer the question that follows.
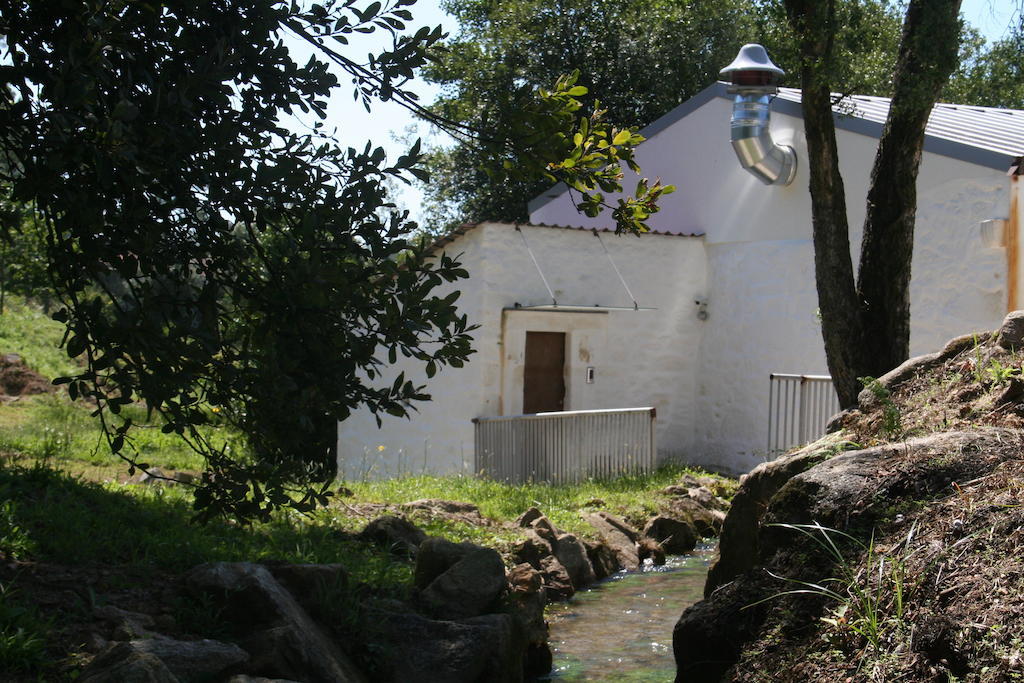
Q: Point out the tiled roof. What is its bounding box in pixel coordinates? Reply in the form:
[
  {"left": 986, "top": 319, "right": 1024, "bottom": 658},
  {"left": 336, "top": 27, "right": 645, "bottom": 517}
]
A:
[{"left": 425, "top": 220, "right": 703, "bottom": 254}]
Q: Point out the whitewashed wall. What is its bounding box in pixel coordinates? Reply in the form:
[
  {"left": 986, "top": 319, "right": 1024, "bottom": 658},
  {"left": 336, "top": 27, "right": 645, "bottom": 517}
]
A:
[
  {"left": 336, "top": 222, "right": 706, "bottom": 479},
  {"left": 531, "top": 85, "right": 1015, "bottom": 474}
]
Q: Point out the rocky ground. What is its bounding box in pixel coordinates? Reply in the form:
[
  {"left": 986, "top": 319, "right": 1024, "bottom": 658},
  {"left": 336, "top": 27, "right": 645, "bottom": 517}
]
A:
[
  {"left": 1, "top": 475, "right": 731, "bottom": 681},
  {"left": 674, "top": 313, "right": 1024, "bottom": 682}
]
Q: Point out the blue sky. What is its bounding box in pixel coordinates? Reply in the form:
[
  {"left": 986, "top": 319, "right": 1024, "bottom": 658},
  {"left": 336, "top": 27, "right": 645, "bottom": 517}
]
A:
[{"left": 291, "top": 0, "right": 1020, "bottom": 226}]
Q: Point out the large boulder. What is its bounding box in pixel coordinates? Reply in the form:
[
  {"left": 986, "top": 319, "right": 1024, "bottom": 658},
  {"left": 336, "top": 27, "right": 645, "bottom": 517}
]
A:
[
  {"left": 359, "top": 607, "right": 525, "bottom": 683},
  {"left": 582, "top": 511, "right": 640, "bottom": 571},
  {"left": 857, "top": 331, "right": 984, "bottom": 410},
  {"left": 419, "top": 546, "right": 507, "bottom": 620},
  {"left": 664, "top": 497, "right": 722, "bottom": 538},
  {"left": 703, "top": 435, "right": 840, "bottom": 596},
  {"left": 185, "top": 562, "right": 366, "bottom": 683},
  {"left": 676, "top": 429, "right": 1020, "bottom": 682},
  {"left": 413, "top": 537, "right": 485, "bottom": 590}
]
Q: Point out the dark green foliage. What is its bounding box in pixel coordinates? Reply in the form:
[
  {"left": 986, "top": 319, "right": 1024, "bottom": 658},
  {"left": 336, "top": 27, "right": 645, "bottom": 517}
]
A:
[
  {"left": 0, "top": 0, "right": 669, "bottom": 521},
  {"left": 947, "top": 18, "right": 1024, "bottom": 109}
]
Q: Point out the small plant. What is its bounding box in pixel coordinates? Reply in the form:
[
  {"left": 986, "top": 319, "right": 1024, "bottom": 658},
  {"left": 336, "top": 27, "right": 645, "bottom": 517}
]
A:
[
  {"left": 859, "top": 377, "right": 902, "bottom": 439},
  {"left": 985, "top": 359, "right": 1020, "bottom": 386},
  {"left": 0, "top": 498, "right": 32, "bottom": 561},
  {"left": 0, "top": 584, "right": 48, "bottom": 674},
  {"left": 748, "top": 521, "right": 919, "bottom": 657}
]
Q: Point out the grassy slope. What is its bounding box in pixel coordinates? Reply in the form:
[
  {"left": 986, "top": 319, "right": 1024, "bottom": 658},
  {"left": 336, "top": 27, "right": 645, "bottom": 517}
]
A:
[{"left": 726, "top": 332, "right": 1024, "bottom": 682}]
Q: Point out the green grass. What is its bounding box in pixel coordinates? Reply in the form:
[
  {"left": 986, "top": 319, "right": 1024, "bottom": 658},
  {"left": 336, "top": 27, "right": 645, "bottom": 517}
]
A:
[{"left": 0, "top": 296, "right": 77, "bottom": 382}]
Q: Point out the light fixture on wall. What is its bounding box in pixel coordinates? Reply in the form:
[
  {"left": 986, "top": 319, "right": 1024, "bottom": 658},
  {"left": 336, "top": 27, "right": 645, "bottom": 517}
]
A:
[
  {"left": 695, "top": 299, "right": 709, "bottom": 321},
  {"left": 719, "top": 44, "right": 797, "bottom": 186}
]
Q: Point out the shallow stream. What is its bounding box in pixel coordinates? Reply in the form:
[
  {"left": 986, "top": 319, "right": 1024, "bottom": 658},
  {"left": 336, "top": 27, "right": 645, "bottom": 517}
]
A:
[{"left": 541, "top": 546, "right": 715, "bottom": 681}]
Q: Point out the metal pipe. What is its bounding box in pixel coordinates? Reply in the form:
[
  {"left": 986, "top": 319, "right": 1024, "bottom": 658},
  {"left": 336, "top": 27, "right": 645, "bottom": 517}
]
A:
[{"left": 729, "top": 92, "right": 797, "bottom": 186}]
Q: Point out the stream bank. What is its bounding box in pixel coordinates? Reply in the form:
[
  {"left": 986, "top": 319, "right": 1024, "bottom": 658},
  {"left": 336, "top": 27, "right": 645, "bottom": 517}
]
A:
[
  {"left": 674, "top": 316, "right": 1024, "bottom": 681},
  {"left": 55, "top": 475, "right": 734, "bottom": 681}
]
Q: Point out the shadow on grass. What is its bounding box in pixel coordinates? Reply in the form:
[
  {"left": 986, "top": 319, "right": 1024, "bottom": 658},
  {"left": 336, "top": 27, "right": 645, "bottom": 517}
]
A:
[{"left": 0, "top": 459, "right": 412, "bottom": 587}]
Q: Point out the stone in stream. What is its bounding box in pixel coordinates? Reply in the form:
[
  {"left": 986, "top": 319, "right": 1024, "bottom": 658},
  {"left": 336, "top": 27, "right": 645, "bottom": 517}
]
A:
[
  {"left": 553, "top": 532, "right": 597, "bottom": 589},
  {"left": 585, "top": 540, "right": 621, "bottom": 580},
  {"left": 643, "top": 516, "right": 698, "bottom": 554},
  {"left": 538, "top": 554, "right": 575, "bottom": 600},
  {"left": 582, "top": 511, "right": 640, "bottom": 571}
]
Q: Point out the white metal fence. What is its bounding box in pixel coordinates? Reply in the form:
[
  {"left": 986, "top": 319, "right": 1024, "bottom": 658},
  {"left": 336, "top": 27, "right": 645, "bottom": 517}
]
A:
[
  {"left": 768, "top": 374, "right": 840, "bottom": 454},
  {"left": 473, "top": 407, "right": 656, "bottom": 484}
]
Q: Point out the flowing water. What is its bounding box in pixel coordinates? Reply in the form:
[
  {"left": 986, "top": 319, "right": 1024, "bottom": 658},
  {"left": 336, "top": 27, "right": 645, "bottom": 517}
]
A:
[{"left": 541, "top": 546, "right": 715, "bottom": 682}]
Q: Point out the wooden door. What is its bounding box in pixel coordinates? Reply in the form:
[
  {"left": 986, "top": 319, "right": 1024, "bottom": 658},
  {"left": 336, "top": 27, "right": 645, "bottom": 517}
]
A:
[{"left": 523, "top": 331, "right": 566, "bottom": 413}]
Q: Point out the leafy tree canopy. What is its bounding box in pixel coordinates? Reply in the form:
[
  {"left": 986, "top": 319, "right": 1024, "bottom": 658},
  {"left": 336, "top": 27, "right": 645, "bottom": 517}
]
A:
[
  {"left": 418, "top": 0, "right": 906, "bottom": 231},
  {"left": 0, "top": 0, "right": 669, "bottom": 521},
  {"left": 946, "top": 17, "right": 1024, "bottom": 109}
]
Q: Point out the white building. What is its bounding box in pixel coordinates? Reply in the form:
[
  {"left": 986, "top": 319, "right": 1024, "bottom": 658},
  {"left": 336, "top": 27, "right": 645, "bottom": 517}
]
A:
[{"left": 338, "top": 82, "right": 1024, "bottom": 479}]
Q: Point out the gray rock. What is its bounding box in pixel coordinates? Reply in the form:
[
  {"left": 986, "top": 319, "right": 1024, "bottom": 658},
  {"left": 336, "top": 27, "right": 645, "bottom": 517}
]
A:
[
  {"left": 582, "top": 511, "right": 639, "bottom": 571},
  {"left": 512, "top": 529, "right": 554, "bottom": 570},
  {"left": 585, "top": 540, "right": 620, "bottom": 580},
  {"left": 538, "top": 554, "right": 574, "bottom": 600},
  {"left": 676, "top": 429, "right": 1020, "bottom": 683},
  {"left": 703, "top": 436, "right": 836, "bottom": 596},
  {"left": 357, "top": 515, "right": 426, "bottom": 557},
  {"left": 420, "top": 547, "right": 506, "bottom": 620},
  {"left": 402, "top": 499, "right": 485, "bottom": 524},
  {"left": 227, "top": 677, "right": 302, "bottom": 683},
  {"left": 94, "top": 605, "right": 159, "bottom": 641},
  {"left": 360, "top": 607, "right": 525, "bottom": 683},
  {"left": 643, "top": 516, "right": 697, "bottom": 554},
  {"left": 516, "top": 506, "right": 545, "bottom": 527},
  {"left": 999, "top": 310, "right": 1024, "bottom": 349},
  {"left": 506, "top": 564, "right": 547, "bottom": 645},
  {"left": 185, "top": 562, "right": 366, "bottom": 683},
  {"left": 553, "top": 532, "right": 596, "bottom": 589},
  {"left": 78, "top": 642, "right": 180, "bottom": 683},
  {"left": 130, "top": 638, "right": 248, "bottom": 681},
  {"left": 413, "top": 536, "right": 484, "bottom": 589}
]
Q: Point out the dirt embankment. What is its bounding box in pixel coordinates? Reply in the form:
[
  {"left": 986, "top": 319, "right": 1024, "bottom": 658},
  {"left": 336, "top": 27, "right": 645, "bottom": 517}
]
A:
[{"left": 675, "top": 314, "right": 1024, "bottom": 682}]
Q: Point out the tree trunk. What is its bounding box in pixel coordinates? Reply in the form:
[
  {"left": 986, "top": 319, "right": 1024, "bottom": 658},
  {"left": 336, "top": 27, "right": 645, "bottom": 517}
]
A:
[
  {"left": 856, "top": 0, "right": 963, "bottom": 377},
  {"left": 785, "top": 0, "right": 963, "bottom": 407}
]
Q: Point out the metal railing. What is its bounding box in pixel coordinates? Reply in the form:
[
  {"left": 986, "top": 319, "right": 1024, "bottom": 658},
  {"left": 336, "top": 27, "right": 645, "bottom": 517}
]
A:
[
  {"left": 768, "top": 374, "right": 840, "bottom": 454},
  {"left": 473, "top": 407, "right": 656, "bottom": 484}
]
